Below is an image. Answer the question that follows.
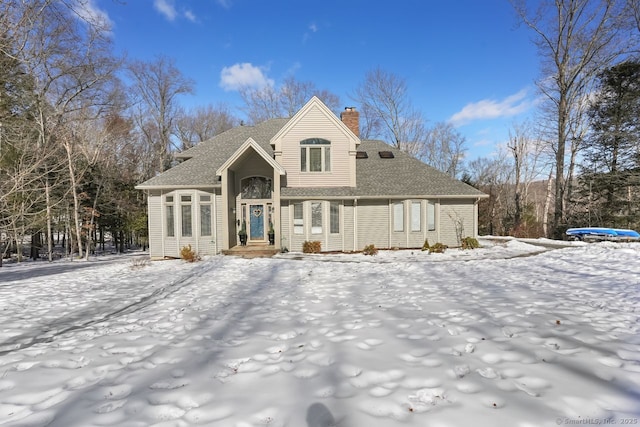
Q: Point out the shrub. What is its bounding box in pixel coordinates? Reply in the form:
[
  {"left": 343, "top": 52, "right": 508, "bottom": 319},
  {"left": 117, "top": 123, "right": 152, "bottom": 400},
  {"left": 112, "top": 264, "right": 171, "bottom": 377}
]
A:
[
  {"left": 362, "top": 244, "right": 378, "bottom": 256},
  {"left": 422, "top": 239, "right": 430, "bottom": 251},
  {"left": 428, "top": 242, "right": 448, "bottom": 254},
  {"left": 130, "top": 257, "right": 150, "bottom": 270},
  {"left": 302, "top": 240, "right": 321, "bottom": 253},
  {"left": 180, "top": 244, "right": 200, "bottom": 262},
  {"left": 461, "top": 236, "right": 480, "bottom": 250}
]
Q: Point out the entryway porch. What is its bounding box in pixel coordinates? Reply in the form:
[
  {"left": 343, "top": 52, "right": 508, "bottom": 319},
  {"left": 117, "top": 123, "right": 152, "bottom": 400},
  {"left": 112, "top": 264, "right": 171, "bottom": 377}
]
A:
[{"left": 222, "top": 243, "right": 280, "bottom": 258}]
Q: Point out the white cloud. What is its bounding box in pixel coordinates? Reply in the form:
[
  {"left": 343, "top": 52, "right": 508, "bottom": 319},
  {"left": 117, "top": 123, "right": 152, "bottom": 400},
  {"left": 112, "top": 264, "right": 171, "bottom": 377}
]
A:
[
  {"left": 154, "top": 0, "right": 177, "bottom": 21},
  {"left": 219, "top": 63, "right": 274, "bottom": 91},
  {"left": 309, "top": 23, "right": 318, "bottom": 32},
  {"left": 72, "top": 0, "right": 113, "bottom": 32},
  {"left": 449, "top": 89, "right": 531, "bottom": 126},
  {"left": 217, "top": 0, "right": 233, "bottom": 9},
  {"left": 184, "top": 9, "right": 197, "bottom": 22}
]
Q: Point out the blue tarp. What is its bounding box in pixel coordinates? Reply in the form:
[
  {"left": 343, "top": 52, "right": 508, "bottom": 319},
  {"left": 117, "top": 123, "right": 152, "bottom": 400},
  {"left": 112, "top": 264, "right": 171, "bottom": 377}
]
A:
[{"left": 566, "top": 227, "right": 640, "bottom": 239}]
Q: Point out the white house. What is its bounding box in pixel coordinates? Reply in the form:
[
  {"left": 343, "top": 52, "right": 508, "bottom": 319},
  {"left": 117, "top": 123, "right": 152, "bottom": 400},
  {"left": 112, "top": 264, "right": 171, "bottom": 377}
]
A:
[{"left": 136, "top": 97, "right": 487, "bottom": 258}]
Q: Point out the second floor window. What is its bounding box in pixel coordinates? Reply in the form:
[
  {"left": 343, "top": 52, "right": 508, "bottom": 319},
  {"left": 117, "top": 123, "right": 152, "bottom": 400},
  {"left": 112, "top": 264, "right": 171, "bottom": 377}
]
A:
[{"left": 300, "top": 138, "right": 331, "bottom": 172}]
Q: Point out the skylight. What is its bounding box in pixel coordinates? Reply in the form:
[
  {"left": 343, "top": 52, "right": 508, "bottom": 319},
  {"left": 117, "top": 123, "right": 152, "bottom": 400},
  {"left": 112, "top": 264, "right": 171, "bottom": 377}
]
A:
[
  {"left": 356, "top": 151, "right": 368, "bottom": 159},
  {"left": 378, "top": 151, "right": 394, "bottom": 159}
]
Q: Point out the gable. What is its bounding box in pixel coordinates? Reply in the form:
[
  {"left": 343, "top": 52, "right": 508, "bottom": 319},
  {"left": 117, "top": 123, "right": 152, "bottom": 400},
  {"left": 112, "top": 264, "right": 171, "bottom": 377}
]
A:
[
  {"left": 271, "top": 97, "right": 359, "bottom": 188},
  {"left": 271, "top": 97, "right": 359, "bottom": 153}
]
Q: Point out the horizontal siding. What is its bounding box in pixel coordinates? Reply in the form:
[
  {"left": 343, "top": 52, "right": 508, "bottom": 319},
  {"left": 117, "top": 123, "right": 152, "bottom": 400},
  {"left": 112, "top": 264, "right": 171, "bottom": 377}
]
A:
[
  {"left": 215, "top": 192, "right": 224, "bottom": 254},
  {"left": 280, "top": 203, "right": 290, "bottom": 252},
  {"left": 357, "top": 200, "right": 389, "bottom": 250},
  {"left": 440, "top": 200, "right": 475, "bottom": 247},
  {"left": 279, "top": 105, "right": 354, "bottom": 187},
  {"left": 343, "top": 201, "right": 355, "bottom": 251},
  {"left": 148, "top": 191, "right": 163, "bottom": 258}
]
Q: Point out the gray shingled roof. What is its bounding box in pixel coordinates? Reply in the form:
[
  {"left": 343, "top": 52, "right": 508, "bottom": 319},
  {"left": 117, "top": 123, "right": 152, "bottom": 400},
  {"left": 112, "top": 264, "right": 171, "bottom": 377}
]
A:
[
  {"left": 136, "top": 119, "right": 288, "bottom": 188},
  {"left": 137, "top": 119, "right": 485, "bottom": 199},
  {"left": 280, "top": 140, "right": 484, "bottom": 198}
]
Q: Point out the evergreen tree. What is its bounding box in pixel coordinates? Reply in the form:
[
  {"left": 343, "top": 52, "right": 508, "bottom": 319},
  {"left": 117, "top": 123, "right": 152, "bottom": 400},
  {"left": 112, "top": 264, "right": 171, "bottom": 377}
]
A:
[{"left": 579, "top": 60, "right": 640, "bottom": 229}]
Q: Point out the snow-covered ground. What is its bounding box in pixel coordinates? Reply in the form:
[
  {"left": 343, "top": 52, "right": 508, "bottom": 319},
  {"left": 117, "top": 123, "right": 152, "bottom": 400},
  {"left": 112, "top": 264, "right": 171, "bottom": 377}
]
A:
[{"left": 0, "top": 239, "right": 639, "bottom": 427}]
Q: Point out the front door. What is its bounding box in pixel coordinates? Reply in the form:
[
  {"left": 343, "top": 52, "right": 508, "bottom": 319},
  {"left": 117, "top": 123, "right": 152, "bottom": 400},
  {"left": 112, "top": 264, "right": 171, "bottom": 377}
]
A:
[{"left": 249, "top": 204, "right": 264, "bottom": 241}]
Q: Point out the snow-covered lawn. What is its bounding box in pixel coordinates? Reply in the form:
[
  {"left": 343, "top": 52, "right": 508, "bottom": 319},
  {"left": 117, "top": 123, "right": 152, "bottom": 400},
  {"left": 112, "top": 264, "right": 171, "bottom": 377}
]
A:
[{"left": 0, "top": 240, "right": 639, "bottom": 427}]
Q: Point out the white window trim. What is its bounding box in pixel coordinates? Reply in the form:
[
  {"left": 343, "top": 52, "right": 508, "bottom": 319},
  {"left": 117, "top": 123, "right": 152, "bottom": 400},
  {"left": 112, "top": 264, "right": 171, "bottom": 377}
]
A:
[
  {"left": 300, "top": 139, "right": 331, "bottom": 173},
  {"left": 393, "top": 202, "right": 404, "bottom": 232},
  {"left": 411, "top": 201, "right": 421, "bottom": 232}
]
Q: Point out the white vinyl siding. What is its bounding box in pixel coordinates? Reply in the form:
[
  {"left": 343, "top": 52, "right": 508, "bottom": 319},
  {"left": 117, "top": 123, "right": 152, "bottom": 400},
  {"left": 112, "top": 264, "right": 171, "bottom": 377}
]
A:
[
  {"left": 357, "top": 200, "right": 389, "bottom": 249},
  {"left": 148, "top": 191, "right": 163, "bottom": 258},
  {"left": 276, "top": 104, "right": 355, "bottom": 187},
  {"left": 440, "top": 201, "right": 474, "bottom": 247}
]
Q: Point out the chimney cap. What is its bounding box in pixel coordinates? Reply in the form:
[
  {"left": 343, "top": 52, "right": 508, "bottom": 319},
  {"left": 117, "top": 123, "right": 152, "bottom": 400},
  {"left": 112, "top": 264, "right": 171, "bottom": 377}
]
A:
[{"left": 344, "top": 106, "right": 356, "bottom": 111}]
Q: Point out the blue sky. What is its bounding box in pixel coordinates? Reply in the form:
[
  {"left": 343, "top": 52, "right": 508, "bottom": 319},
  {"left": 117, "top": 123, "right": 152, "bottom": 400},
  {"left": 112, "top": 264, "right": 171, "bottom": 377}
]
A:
[{"left": 90, "top": 0, "right": 540, "bottom": 161}]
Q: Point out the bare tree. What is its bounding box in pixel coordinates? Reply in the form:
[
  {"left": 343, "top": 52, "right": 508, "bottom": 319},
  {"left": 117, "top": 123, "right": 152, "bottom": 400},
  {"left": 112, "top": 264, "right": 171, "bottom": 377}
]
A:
[
  {"left": 127, "top": 55, "right": 194, "bottom": 174},
  {"left": 507, "top": 121, "right": 546, "bottom": 232},
  {"left": 239, "top": 76, "right": 340, "bottom": 124},
  {"left": 2, "top": 0, "right": 121, "bottom": 260},
  {"left": 174, "top": 103, "right": 237, "bottom": 149},
  {"left": 466, "top": 154, "right": 512, "bottom": 235},
  {"left": 351, "top": 68, "right": 428, "bottom": 157},
  {"left": 511, "top": 0, "right": 631, "bottom": 237},
  {"left": 421, "top": 122, "right": 467, "bottom": 178}
]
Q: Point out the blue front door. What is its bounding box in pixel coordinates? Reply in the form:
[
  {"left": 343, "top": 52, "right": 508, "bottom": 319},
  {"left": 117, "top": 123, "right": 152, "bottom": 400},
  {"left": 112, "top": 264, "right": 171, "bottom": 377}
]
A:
[{"left": 249, "top": 204, "right": 264, "bottom": 240}]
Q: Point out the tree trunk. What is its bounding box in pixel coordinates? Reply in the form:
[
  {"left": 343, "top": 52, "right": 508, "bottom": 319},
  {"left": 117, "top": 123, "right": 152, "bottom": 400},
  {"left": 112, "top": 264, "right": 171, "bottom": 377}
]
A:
[
  {"left": 85, "top": 184, "right": 101, "bottom": 261},
  {"left": 66, "top": 144, "right": 84, "bottom": 258},
  {"left": 45, "top": 177, "right": 53, "bottom": 262},
  {"left": 543, "top": 170, "right": 554, "bottom": 238}
]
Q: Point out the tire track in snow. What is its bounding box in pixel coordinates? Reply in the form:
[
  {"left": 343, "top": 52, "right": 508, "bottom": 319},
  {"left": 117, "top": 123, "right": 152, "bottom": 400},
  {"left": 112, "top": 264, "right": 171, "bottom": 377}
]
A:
[{"left": 0, "top": 258, "right": 221, "bottom": 357}]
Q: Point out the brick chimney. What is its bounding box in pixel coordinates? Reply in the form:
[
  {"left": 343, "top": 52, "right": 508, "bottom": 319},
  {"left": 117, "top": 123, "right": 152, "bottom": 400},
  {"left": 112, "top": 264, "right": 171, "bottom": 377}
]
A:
[{"left": 340, "top": 107, "right": 359, "bottom": 137}]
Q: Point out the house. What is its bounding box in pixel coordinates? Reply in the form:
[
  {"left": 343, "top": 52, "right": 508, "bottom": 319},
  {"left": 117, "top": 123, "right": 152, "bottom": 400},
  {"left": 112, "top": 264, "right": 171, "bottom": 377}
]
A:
[{"left": 136, "top": 97, "right": 487, "bottom": 258}]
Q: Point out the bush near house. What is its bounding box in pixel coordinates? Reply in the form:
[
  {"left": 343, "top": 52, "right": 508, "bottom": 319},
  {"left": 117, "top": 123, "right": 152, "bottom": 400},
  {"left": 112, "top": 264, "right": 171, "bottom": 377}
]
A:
[
  {"left": 422, "top": 239, "right": 430, "bottom": 251},
  {"left": 362, "top": 244, "right": 378, "bottom": 256},
  {"left": 461, "top": 237, "right": 480, "bottom": 250},
  {"left": 428, "top": 242, "right": 448, "bottom": 254},
  {"left": 180, "top": 245, "right": 200, "bottom": 262},
  {"left": 303, "top": 241, "right": 322, "bottom": 254}
]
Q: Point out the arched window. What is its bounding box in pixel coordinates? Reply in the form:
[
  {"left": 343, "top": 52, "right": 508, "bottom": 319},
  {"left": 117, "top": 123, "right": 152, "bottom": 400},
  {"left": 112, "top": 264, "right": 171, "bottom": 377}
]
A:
[
  {"left": 300, "top": 138, "right": 331, "bottom": 172},
  {"left": 241, "top": 177, "right": 272, "bottom": 199}
]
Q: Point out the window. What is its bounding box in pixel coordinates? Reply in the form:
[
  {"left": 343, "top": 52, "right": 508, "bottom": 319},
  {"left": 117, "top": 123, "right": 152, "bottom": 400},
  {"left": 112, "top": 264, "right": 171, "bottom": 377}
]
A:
[
  {"left": 411, "top": 202, "right": 421, "bottom": 232},
  {"left": 330, "top": 202, "right": 340, "bottom": 234},
  {"left": 293, "top": 203, "right": 303, "bottom": 234},
  {"left": 300, "top": 138, "right": 331, "bottom": 172},
  {"left": 311, "top": 202, "right": 322, "bottom": 234},
  {"left": 166, "top": 196, "right": 174, "bottom": 237},
  {"left": 427, "top": 201, "right": 436, "bottom": 231},
  {"left": 393, "top": 202, "right": 404, "bottom": 232},
  {"left": 200, "top": 205, "right": 211, "bottom": 236},
  {"left": 241, "top": 177, "right": 272, "bottom": 199},
  {"left": 181, "top": 195, "right": 192, "bottom": 237}
]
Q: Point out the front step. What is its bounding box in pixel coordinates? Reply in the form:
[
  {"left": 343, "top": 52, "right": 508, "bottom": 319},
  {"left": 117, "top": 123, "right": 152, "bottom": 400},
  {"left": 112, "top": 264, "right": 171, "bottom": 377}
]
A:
[{"left": 222, "top": 244, "right": 280, "bottom": 258}]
